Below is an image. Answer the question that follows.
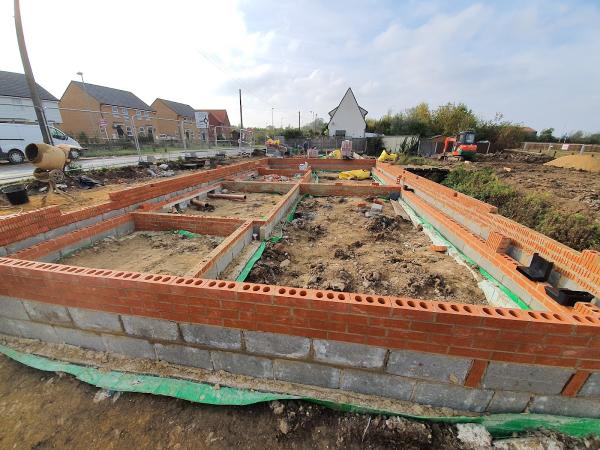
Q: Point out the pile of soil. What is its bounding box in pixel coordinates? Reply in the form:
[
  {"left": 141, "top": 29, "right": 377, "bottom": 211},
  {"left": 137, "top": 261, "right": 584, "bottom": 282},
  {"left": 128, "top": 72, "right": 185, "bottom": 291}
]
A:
[
  {"left": 477, "top": 151, "right": 554, "bottom": 164},
  {"left": 246, "top": 197, "right": 487, "bottom": 304},
  {"left": 59, "top": 231, "right": 223, "bottom": 276},
  {"left": 544, "top": 154, "right": 600, "bottom": 172}
]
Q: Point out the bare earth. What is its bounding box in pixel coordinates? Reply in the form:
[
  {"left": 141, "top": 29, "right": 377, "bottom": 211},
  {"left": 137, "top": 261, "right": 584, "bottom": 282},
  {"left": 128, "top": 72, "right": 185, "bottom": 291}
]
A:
[
  {"left": 185, "top": 192, "right": 283, "bottom": 220},
  {"left": 59, "top": 231, "right": 223, "bottom": 276},
  {"left": 247, "top": 197, "right": 487, "bottom": 305}
]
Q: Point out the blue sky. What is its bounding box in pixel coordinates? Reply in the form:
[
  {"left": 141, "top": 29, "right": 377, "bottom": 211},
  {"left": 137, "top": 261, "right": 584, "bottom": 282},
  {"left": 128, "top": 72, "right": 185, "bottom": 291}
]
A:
[{"left": 1, "top": 0, "right": 599, "bottom": 133}]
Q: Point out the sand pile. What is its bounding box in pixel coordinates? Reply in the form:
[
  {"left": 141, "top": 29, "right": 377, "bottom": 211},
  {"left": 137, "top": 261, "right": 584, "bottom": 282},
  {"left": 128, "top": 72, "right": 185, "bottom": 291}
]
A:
[{"left": 544, "top": 154, "right": 600, "bottom": 172}]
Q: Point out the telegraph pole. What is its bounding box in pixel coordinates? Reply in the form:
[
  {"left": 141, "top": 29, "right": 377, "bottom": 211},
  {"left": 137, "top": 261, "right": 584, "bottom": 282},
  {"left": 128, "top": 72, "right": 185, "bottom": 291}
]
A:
[
  {"left": 298, "top": 111, "right": 301, "bottom": 130},
  {"left": 14, "top": 0, "right": 53, "bottom": 145},
  {"left": 238, "top": 89, "right": 243, "bottom": 129}
]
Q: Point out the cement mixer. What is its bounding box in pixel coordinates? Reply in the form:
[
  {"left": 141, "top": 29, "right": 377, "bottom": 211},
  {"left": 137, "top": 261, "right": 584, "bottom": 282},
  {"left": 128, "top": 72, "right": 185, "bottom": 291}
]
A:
[{"left": 25, "top": 143, "right": 74, "bottom": 198}]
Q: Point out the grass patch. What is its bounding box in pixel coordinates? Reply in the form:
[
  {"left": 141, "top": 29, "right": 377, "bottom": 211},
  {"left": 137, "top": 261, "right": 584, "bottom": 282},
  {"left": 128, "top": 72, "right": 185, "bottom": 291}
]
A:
[{"left": 443, "top": 168, "right": 600, "bottom": 251}]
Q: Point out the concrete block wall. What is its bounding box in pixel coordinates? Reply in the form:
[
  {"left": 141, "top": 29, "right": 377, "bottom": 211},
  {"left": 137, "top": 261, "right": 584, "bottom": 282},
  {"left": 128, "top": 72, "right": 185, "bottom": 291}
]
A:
[
  {"left": 259, "top": 185, "right": 301, "bottom": 239},
  {"left": 1, "top": 295, "right": 598, "bottom": 417},
  {"left": 132, "top": 212, "right": 244, "bottom": 236}
]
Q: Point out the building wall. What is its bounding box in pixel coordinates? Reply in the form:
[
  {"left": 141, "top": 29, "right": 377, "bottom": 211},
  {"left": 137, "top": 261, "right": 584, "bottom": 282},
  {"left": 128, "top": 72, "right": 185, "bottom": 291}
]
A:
[
  {"left": 328, "top": 96, "right": 366, "bottom": 138},
  {"left": 0, "top": 96, "right": 62, "bottom": 125}
]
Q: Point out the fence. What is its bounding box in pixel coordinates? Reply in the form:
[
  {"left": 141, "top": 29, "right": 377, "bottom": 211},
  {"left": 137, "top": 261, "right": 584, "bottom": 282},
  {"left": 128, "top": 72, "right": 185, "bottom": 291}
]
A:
[
  {"left": 281, "top": 136, "right": 384, "bottom": 155},
  {"left": 521, "top": 142, "right": 600, "bottom": 154}
]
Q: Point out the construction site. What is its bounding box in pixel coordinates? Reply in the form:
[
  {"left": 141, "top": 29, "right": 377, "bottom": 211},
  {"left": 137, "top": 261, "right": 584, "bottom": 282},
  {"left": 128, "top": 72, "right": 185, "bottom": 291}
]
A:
[{"left": 0, "top": 144, "right": 599, "bottom": 448}]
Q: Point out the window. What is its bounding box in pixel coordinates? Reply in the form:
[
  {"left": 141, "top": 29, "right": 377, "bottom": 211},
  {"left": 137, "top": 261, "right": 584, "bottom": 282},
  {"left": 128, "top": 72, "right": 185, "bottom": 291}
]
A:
[
  {"left": 112, "top": 106, "right": 119, "bottom": 116},
  {"left": 138, "top": 127, "right": 145, "bottom": 135},
  {"left": 126, "top": 126, "right": 132, "bottom": 136},
  {"left": 121, "top": 107, "right": 127, "bottom": 115},
  {"left": 144, "top": 111, "right": 150, "bottom": 119},
  {"left": 135, "top": 110, "right": 142, "bottom": 119},
  {"left": 50, "top": 127, "right": 67, "bottom": 140}
]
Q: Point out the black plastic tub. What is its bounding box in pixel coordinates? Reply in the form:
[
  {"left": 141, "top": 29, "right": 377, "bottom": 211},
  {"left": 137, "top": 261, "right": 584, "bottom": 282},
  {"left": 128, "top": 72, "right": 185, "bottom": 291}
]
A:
[{"left": 2, "top": 184, "right": 29, "bottom": 205}]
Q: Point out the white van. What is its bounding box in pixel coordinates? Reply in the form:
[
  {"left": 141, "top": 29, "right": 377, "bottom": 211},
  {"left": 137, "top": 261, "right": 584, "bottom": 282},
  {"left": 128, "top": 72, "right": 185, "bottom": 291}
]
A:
[{"left": 0, "top": 123, "right": 84, "bottom": 164}]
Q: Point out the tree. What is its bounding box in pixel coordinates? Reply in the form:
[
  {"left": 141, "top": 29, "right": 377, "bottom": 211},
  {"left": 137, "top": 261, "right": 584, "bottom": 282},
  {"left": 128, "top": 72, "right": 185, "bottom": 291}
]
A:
[
  {"left": 538, "top": 128, "right": 557, "bottom": 142},
  {"left": 431, "top": 103, "right": 477, "bottom": 136}
]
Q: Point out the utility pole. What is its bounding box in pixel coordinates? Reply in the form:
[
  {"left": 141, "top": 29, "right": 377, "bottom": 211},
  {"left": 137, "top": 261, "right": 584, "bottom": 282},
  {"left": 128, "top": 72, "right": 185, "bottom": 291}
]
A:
[
  {"left": 271, "top": 107, "right": 274, "bottom": 131},
  {"left": 14, "top": 0, "right": 53, "bottom": 145},
  {"left": 238, "top": 89, "right": 243, "bottom": 129},
  {"left": 298, "top": 111, "right": 300, "bottom": 130},
  {"left": 77, "top": 71, "right": 98, "bottom": 141}
]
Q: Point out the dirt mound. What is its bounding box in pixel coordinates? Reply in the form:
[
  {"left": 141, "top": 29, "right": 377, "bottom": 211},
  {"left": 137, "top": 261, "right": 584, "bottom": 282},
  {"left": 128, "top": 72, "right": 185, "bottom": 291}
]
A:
[
  {"left": 478, "top": 151, "right": 554, "bottom": 163},
  {"left": 544, "top": 154, "right": 600, "bottom": 172}
]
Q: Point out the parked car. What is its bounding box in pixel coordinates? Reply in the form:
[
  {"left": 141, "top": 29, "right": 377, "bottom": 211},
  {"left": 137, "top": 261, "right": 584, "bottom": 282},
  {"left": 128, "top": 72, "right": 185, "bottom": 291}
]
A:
[{"left": 0, "top": 123, "right": 85, "bottom": 164}]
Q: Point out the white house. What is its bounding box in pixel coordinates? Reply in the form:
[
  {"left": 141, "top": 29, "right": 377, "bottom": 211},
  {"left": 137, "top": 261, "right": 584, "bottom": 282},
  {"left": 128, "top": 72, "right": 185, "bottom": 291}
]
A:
[
  {"left": 0, "top": 70, "right": 62, "bottom": 125},
  {"left": 327, "top": 87, "right": 367, "bottom": 138}
]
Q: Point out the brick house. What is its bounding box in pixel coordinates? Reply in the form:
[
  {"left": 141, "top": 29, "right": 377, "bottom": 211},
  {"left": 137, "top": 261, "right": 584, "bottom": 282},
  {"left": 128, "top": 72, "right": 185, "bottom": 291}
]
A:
[
  {"left": 195, "top": 109, "right": 231, "bottom": 140},
  {"left": 60, "top": 81, "right": 155, "bottom": 141},
  {"left": 151, "top": 98, "right": 199, "bottom": 143}
]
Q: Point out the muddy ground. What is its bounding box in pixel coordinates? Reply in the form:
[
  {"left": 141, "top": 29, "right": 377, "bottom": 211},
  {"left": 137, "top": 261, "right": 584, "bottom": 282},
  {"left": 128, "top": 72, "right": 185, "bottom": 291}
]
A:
[
  {"left": 246, "top": 196, "right": 488, "bottom": 305},
  {"left": 459, "top": 153, "right": 600, "bottom": 221},
  {"left": 59, "top": 231, "right": 223, "bottom": 276},
  {"left": 2, "top": 355, "right": 597, "bottom": 450},
  {"left": 182, "top": 191, "right": 283, "bottom": 220}
]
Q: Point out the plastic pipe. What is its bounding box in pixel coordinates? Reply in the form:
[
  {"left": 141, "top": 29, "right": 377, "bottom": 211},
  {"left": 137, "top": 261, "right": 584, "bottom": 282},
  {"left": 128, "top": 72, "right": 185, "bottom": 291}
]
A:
[{"left": 25, "top": 143, "right": 69, "bottom": 170}]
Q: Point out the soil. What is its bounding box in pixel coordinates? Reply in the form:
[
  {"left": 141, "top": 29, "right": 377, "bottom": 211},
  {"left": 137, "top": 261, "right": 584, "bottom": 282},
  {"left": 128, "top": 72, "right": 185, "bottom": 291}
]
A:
[
  {"left": 246, "top": 197, "right": 488, "bottom": 305},
  {"left": 545, "top": 154, "right": 600, "bottom": 172},
  {"left": 183, "top": 191, "right": 283, "bottom": 220},
  {"left": 469, "top": 154, "right": 600, "bottom": 222},
  {"left": 220, "top": 241, "right": 262, "bottom": 280},
  {"left": 58, "top": 231, "right": 223, "bottom": 276},
  {"left": 1, "top": 347, "right": 597, "bottom": 449}
]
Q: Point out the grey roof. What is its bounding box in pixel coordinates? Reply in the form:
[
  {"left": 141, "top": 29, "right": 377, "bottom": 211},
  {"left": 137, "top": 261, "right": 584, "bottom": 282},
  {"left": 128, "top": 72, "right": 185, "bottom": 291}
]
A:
[
  {"left": 157, "top": 98, "right": 195, "bottom": 118},
  {"left": 0, "top": 70, "right": 58, "bottom": 101},
  {"left": 71, "top": 81, "right": 151, "bottom": 110}
]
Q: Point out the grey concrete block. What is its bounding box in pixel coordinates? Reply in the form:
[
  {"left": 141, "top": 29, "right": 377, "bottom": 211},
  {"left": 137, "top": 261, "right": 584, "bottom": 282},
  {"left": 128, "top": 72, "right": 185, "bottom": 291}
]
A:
[
  {"left": 181, "top": 323, "right": 241, "bottom": 350},
  {"left": 413, "top": 382, "right": 493, "bottom": 413},
  {"left": 274, "top": 359, "right": 340, "bottom": 389},
  {"left": 340, "top": 369, "right": 415, "bottom": 401},
  {"left": 244, "top": 331, "right": 310, "bottom": 359},
  {"left": 0, "top": 246, "right": 8, "bottom": 257},
  {"left": 386, "top": 350, "right": 472, "bottom": 384},
  {"left": 13, "top": 320, "right": 60, "bottom": 343},
  {"left": 211, "top": 351, "right": 273, "bottom": 378},
  {"left": 0, "top": 296, "right": 30, "bottom": 320},
  {"left": 102, "top": 209, "right": 123, "bottom": 221},
  {"left": 155, "top": 343, "right": 212, "bottom": 369},
  {"left": 486, "top": 391, "right": 531, "bottom": 413},
  {"left": 59, "top": 237, "right": 93, "bottom": 258},
  {"left": 313, "top": 340, "right": 386, "bottom": 369},
  {"left": 79, "top": 215, "right": 102, "bottom": 229},
  {"left": 38, "top": 251, "right": 61, "bottom": 263},
  {"left": 0, "top": 318, "right": 24, "bottom": 337},
  {"left": 44, "top": 223, "right": 76, "bottom": 241},
  {"left": 54, "top": 327, "right": 106, "bottom": 351},
  {"left": 579, "top": 372, "right": 600, "bottom": 398},
  {"left": 530, "top": 396, "right": 600, "bottom": 419},
  {"left": 121, "top": 315, "right": 179, "bottom": 341},
  {"left": 23, "top": 301, "right": 72, "bottom": 325},
  {"left": 102, "top": 334, "right": 156, "bottom": 359},
  {"left": 68, "top": 307, "right": 122, "bottom": 332},
  {"left": 482, "top": 362, "right": 574, "bottom": 395}
]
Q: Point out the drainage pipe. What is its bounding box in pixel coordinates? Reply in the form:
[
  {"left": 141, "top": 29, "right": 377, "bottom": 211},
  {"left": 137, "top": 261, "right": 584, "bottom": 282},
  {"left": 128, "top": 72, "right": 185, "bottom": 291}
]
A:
[
  {"left": 207, "top": 193, "right": 246, "bottom": 201},
  {"left": 25, "top": 143, "right": 69, "bottom": 170},
  {"left": 190, "top": 198, "right": 212, "bottom": 208}
]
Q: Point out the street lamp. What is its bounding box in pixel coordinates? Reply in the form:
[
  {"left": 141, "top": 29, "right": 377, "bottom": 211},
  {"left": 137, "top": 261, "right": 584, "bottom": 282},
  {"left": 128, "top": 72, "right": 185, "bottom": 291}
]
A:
[
  {"left": 271, "top": 107, "right": 274, "bottom": 130},
  {"left": 77, "top": 71, "right": 99, "bottom": 141}
]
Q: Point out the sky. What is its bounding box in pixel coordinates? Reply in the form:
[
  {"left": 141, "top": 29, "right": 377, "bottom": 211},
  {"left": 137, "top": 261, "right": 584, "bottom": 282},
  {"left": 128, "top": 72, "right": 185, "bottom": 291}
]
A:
[{"left": 1, "top": 0, "right": 599, "bottom": 134}]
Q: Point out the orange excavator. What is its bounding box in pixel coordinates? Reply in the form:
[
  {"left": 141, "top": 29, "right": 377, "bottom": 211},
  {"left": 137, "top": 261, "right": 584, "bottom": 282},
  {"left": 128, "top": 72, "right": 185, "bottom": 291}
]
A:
[{"left": 442, "top": 130, "right": 477, "bottom": 160}]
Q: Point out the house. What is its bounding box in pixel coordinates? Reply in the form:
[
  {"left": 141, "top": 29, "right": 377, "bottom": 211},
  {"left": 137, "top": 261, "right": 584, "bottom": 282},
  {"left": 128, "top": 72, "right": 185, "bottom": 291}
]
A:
[
  {"left": 60, "top": 81, "right": 155, "bottom": 140},
  {"left": 327, "top": 87, "right": 367, "bottom": 138},
  {"left": 0, "top": 70, "right": 62, "bottom": 125},
  {"left": 152, "top": 98, "right": 198, "bottom": 143},
  {"left": 195, "top": 109, "right": 231, "bottom": 140}
]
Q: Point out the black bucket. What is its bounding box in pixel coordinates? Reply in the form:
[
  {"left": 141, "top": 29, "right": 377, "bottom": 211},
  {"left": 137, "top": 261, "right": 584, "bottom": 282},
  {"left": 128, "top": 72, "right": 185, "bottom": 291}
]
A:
[{"left": 2, "top": 184, "right": 29, "bottom": 205}]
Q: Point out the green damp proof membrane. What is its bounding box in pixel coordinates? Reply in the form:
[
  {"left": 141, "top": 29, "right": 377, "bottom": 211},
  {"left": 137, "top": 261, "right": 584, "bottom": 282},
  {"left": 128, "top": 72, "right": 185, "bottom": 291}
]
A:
[
  {"left": 175, "top": 230, "right": 200, "bottom": 239},
  {"left": 396, "top": 199, "right": 530, "bottom": 311},
  {"left": 1, "top": 344, "right": 598, "bottom": 438},
  {"left": 236, "top": 194, "right": 308, "bottom": 282}
]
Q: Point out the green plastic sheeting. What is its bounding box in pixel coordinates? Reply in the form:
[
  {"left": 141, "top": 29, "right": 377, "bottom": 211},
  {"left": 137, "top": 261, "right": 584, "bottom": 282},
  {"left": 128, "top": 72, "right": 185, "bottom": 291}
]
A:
[
  {"left": 1, "top": 344, "right": 598, "bottom": 438},
  {"left": 175, "top": 230, "right": 199, "bottom": 239},
  {"left": 236, "top": 194, "right": 307, "bottom": 282}
]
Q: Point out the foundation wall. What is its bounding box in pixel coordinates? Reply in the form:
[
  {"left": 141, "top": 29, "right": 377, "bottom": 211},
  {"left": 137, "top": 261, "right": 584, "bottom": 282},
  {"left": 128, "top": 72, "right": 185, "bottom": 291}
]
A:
[
  {"left": 0, "top": 291, "right": 598, "bottom": 417},
  {"left": 259, "top": 185, "right": 301, "bottom": 239},
  {"left": 132, "top": 213, "right": 244, "bottom": 236}
]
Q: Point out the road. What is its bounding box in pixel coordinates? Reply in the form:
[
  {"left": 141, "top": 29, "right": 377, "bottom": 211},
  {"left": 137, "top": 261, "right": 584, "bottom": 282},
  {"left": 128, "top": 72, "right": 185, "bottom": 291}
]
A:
[{"left": 0, "top": 148, "right": 243, "bottom": 184}]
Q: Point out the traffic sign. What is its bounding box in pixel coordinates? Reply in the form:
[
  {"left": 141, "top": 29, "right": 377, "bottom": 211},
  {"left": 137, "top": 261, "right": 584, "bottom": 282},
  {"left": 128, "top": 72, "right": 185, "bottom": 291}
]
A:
[{"left": 195, "top": 111, "right": 209, "bottom": 129}]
